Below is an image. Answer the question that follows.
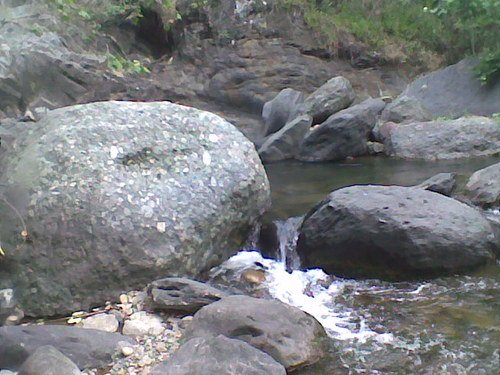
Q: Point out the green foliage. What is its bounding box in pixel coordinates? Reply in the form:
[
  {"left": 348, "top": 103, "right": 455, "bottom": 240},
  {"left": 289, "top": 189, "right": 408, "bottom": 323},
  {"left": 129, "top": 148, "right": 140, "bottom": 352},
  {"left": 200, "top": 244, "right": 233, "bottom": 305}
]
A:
[
  {"left": 106, "top": 53, "right": 151, "bottom": 75},
  {"left": 424, "top": 0, "right": 500, "bottom": 84}
]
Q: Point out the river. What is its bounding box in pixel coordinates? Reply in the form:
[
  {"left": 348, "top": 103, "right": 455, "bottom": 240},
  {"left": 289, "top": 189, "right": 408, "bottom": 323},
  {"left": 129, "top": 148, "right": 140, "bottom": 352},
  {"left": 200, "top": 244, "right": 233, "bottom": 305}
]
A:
[{"left": 214, "top": 155, "right": 500, "bottom": 374}]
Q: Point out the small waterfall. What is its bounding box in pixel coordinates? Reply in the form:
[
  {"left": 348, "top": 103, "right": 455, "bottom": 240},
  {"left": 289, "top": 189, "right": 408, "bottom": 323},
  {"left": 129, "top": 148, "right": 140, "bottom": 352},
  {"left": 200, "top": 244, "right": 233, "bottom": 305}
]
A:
[{"left": 274, "top": 216, "right": 303, "bottom": 271}]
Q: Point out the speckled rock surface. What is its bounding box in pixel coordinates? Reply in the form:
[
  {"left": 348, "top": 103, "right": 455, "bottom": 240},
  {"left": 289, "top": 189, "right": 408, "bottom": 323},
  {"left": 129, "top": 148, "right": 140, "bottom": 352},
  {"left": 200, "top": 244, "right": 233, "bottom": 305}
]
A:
[{"left": 0, "top": 101, "right": 270, "bottom": 317}]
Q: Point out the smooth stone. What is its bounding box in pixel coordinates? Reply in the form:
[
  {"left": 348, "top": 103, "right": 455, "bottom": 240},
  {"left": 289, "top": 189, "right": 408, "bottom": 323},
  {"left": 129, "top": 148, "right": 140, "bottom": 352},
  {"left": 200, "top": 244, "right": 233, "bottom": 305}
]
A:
[{"left": 18, "top": 345, "right": 81, "bottom": 375}]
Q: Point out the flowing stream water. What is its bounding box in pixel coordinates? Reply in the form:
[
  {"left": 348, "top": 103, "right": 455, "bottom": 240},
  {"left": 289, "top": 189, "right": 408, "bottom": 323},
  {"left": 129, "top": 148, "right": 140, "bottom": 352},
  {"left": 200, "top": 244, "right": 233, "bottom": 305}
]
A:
[{"left": 215, "top": 156, "right": 500, "bottom": 374}]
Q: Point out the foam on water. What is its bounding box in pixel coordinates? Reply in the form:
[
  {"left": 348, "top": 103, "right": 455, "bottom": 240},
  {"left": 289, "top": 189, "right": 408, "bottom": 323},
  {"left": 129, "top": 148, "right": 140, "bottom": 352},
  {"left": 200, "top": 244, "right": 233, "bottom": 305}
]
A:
[{"left": 218, "top": 251, "right": 394, "bottom": 343}]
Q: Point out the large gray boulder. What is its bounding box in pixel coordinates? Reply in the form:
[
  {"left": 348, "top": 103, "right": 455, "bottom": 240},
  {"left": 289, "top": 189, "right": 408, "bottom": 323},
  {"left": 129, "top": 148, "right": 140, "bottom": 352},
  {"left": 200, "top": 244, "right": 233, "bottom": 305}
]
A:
[
  {"left": 297, "top": 185, "right": 497, "bottom": 280},
  {"left": 18, "top": 345, "right": 81, "bottom": 375},
  {"left": 384, "top": 116, "right": 500, "bottom": 160},
  {"left": 298, "top": 98, "right": 386, "bottom": 162},
  {"left": 300, "top": 76, "right": 356, "bottom": 124},
  {"left": 258, "top": 115, "right": 312, "bottom": 162},
  {"left": 0, "top": 325, "right": 134, "bottom": 370},
  {"left": 395, "top": 58, "right": 500, "bottom": 118},
  {"left": 262, "top": 88, "right": 304, "bottom": 136},
  {"left": 151, "top": 335, "right": 286, "bottom": 375},
  {"left": 465, "top": 162, "right": 500, "bottom": 208},
  {"left": 0, "top": 101, "right": 270, "bottom": 316},
  {"left": 184, "top": 295, "right": 328, "bottom": 371}
]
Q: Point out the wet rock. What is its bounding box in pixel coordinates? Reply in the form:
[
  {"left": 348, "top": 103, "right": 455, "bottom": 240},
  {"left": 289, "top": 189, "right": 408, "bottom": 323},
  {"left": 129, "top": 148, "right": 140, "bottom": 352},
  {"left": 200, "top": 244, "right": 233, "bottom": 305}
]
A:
[
  {"left": 465, "top": 162, "right": 500, "bottom": 208},
  {"left": 298, "top": 98, "right": 385, "bottom": 162},
  {"left": 18, "top": 345, "right": 81, "bottom": 375},
  {"left": 184, "top": 295, "right": 328, "bottom": 371},
  {"left": 0, "top": 101, "right": 270, "bottom": 316},
  {"left": 297, "top": 185, "right": 496, "bottom": 280},
  {"left": 122, "top": 312, "right": 164, "bottom": 337},
  {"left": 81, "top": 313, "right": 119, "bottom": 333},
  {"left": 395, "top": 58, "right": 500, "bottom": 118},
  {"left": 148, "top": 277, "right": 227, "bottom": 314},
  {"left": 384, "top": 116, "right": 500, "bottom": 160},
  {"left": 380, "top": 95, "right": 432, "bottom": 124},
  {"left": 416, "top": 172, "right": 457, "bottom": 197},
  {"left": 0, "top": 325, "right": 134, "bottom": 370},
  {"left": 151, "top": 335, "right": 286, "bottom": 375},
  {"left": 300, "top": 76, "right": 356, "bottom": 124},
  {"left": 262, "top": 88, "right": 305, "bottom": 136},
  {"left": 258, "top": 115, "right": 312, "bottom": 162}
]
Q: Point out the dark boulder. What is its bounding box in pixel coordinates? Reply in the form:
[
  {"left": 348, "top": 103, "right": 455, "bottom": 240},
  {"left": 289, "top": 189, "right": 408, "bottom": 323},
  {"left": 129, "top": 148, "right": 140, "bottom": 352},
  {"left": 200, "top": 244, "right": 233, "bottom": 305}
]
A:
[
  {"left": 258, "top": 115, "right": 312, "bottom": 162},
  {"left": 416, "top": 172, "right": 457, "bottom": 197},
  {"left": 184, "top": 295, "right": 328, "bottom": 371},
  {"left": 297, "top": 185, "right": 496, "bottom": 280},
  {"left": 465, "top": 162, "right": 500, "bottom": 208},
  {"left": 384, "top": 116, "right": 500, "bottom": 160},
  {"left": 300, "top": 76, "right": 356, "bottom": 124},
  {"left": 18, "top": 345, "right": 81, "bottom": 375},
  {"left": 0, "top": 101, "right": 270, "bottom": 316},
  {"left": 147, "top": 277, "right": 228, "bottom": 314},
  {"left": 0, "top": 325, "right": 134, "bottom": 370},
  {"left": 298, "top": 98, "right": 386, "bottom": 162},
  {"left": 262, "top": 88, "right": 304, "bottom": 136},
  {"left": 151, "top": 335, "right": 286, "bottom": 375},
  {"left": 395, "top": 58, "right": 500, "bottom": 118}
]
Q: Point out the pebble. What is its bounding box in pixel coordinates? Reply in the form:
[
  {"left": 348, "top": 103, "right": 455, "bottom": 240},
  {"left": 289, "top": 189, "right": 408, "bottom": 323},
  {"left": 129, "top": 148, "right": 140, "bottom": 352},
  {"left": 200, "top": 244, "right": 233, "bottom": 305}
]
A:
[{"left": 122, "top": 312, "right": 164, "bottom": 336}]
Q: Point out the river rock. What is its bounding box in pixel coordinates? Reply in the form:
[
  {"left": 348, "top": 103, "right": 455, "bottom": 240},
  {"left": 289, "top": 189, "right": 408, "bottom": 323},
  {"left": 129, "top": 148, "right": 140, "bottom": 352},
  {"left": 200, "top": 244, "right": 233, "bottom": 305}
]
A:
[
  {"left": 184, "top": 295, "right": 327, "bottom": 371},
  {"left": 297, "top": 185, "right": 496, "bottom": 280},
  {"left": 380, "top": 95, "right": 432, "bottom": 123},
  {"left": 122, "top": 311, "right": 164, "bottom": 336},
  {"left": 465, "top": 162, "right": 500, "bottom": 208},
  {"left": 151, "top": 335, "right": 286, "bottom": 375},
  {"left": 258, "top": 115, "right": 312, "bottom": 162},
  {"left": 0, "top": 101, "right": 270, "bottom": 316},
  {"left": 300, "top": 76, "right": 356, "bottom": 124},
  {"left": 416, "top": 172, "right": 457, "bottom": 197},
  {"left": 18, "top": 345, "right": 81, "bottom": 375},
  {"left": 262, "top": 88, "right": 304, "bottom": 136},
  {"left": 384, "top": 116, "right": 500, "bottom": 160},
  {"left": 395, "top": 58, "right": 500, "bottom": 118},
  {"left": 298, "top": 98, "right": 386, "bottom": 162},
  {"left": 0, "top": 325, "right": 134, "bottom": 370},
  {"left": 81, "top": 313, "right": 119, "bottom": 333},
  {"left": 148, "top": 277, "right": 227, "bottom": 314}
]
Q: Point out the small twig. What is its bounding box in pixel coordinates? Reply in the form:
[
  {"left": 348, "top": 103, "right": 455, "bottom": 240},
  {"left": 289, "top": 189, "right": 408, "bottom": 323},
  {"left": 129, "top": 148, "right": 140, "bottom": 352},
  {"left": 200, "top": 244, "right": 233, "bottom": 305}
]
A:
[{"left": 0, "top": 196, "right": 28, "bottom": 239}]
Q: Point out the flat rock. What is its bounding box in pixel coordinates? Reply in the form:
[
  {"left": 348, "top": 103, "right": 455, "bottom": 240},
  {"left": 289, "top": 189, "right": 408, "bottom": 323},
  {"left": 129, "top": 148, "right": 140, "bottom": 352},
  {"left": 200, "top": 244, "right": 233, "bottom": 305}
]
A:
[
  {"left": 0, "top": 325, "right": 134, "bottom": 370},
  {"left": 466, "top": 162, "right": 500, "bottom": 208},
  {"left": 384, "top": 116, "right": 500, "bottom": 160},
  {"left": 297, "top": 185, "right": 496, "bottom": 280},
  {"left": 18, "top": 345, "right": 81, "bottom": 375},
  {"left": 151, "top": 335, "right": 286, "bottom": 375},
  {"left": 0, "top": 101, "right": 270, "bottom": 316},
  {"left": 184, "top": 295, "right": 328, "bottom": 371},
  {"left": 148, "top": 277, "right": 227, "bottom": 314}
]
